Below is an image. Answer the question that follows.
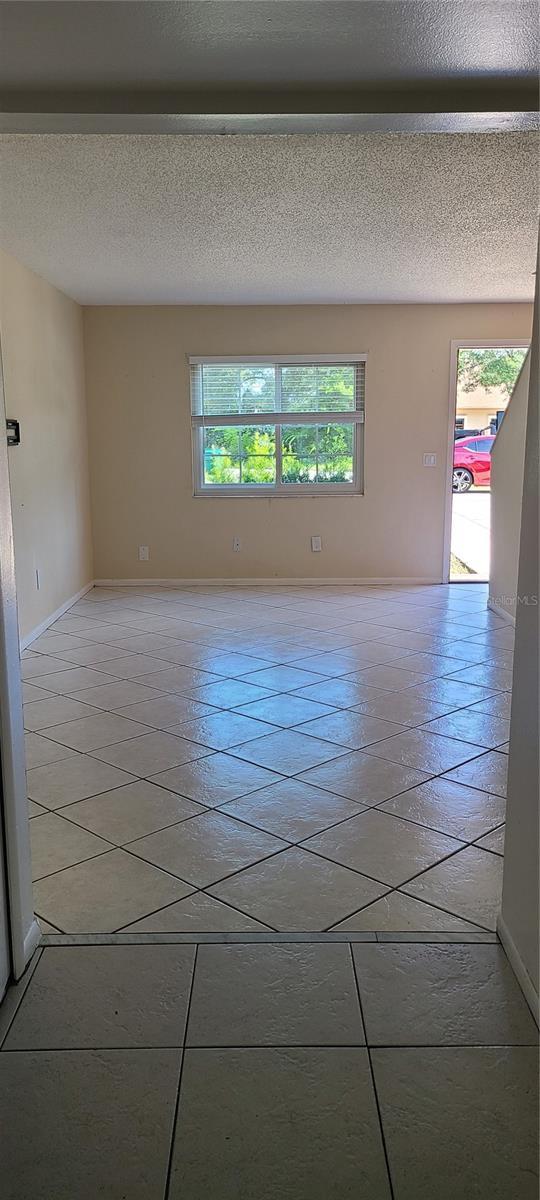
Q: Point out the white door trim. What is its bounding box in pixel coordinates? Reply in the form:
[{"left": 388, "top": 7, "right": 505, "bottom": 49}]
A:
[
  {"left": 442, "top": 338, "right": 530, "bottom": 585},
  {"left": 0, "top": 345, "right": 40, "bottom": 980}
]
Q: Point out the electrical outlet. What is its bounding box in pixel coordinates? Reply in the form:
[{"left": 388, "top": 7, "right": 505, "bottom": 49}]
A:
[
  {"left": 423, "top": 453, "right": 437, "bottom": 467},
  {"left": 233, "top": 536, "right": 242, "bottom": 552},
  {"left": 311, "top": 535, "right": 322, "bottom": 552},
  {"left": 138, "top": 545, "right": 149, "bottom": 561}
]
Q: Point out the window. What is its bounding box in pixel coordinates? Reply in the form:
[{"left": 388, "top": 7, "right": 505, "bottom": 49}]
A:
[
  {"left": 476, "top": 438, "right": 494, "bottom": 452},
  {"left": 190, "top": 356, "right": 365, "bottom": 495}
]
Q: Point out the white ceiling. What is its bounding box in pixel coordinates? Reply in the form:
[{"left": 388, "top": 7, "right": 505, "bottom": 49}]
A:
[
  {"left": 0, "top": 1, "right": 537, "bottom": 90},
  {"left": 0, "top": 132, "right": 537, "bottom": 304}
]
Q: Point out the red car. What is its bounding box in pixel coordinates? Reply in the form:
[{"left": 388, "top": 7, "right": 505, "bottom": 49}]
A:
[{"left": 453, "top": 434, "right": 495, "bottom": 492}]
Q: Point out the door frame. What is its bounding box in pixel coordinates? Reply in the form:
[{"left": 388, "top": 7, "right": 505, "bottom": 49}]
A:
[
  {"left": 442, "top": 338, "right": 530, "bottom": 584},
  {"left": 0, "top": 343, "right": 41, "bottom": 981}
]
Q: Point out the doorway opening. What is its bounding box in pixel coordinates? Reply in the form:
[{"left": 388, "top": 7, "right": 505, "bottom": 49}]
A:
[{"left": 449, "top": 344, "right": 528, "bottom": 581}]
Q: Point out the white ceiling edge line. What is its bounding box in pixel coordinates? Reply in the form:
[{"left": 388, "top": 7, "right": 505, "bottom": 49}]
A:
[{"left": 1, "top": 111, "right": 538, "bottom": 135}]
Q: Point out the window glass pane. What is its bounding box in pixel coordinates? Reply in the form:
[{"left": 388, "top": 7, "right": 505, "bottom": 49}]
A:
[
  {"left": 203, "top": 426, "right": 275, "bottom": 485},
  {"left": 281, "top": 423, "right": 354, "bottom": 484},
  {"left": 202, "top": 365, "right": 276, "bottom": 416},
  {"left": 281, "top": 365, "right": 355, "bottom": 413}
]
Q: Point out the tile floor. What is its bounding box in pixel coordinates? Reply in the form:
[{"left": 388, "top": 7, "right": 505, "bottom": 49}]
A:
[
  {"left": 22, "top": 582, "right": 512, "bottom": 933},
  {"left": 0, "top": 938, "right": 537, "bottom": 1198}
]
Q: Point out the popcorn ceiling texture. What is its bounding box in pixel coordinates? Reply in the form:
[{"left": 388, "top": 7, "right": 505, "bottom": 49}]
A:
[{"left": 0, "top": 132, "right": 537, "bottom": 304}]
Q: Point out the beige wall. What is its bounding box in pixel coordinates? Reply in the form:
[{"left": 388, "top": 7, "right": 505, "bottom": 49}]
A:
[
  {"left": 84, "top": 303, "right": 532, "bottom": 582},
  {"left": 0, "top": 250, "right": 93, "bottom": 642},
  {"left": 490, "top": 355, "right": 530, "bottom": 621},
  {"left": 499, "top": 262, "right": 539, "bottom": 1018}
]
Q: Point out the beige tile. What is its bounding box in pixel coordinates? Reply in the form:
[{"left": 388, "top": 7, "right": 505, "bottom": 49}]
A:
[
  {"left": 70, "top": 679, "right": 168, "bottom": 709},
  {"left": 41, "top": 711, "right": 151, "bottom": 751},
  {"left": 5, "top": 944, "right": 196, "bottom": 1048},
  {"left": 351, "top": 664, "right": 433, "bottom": 691},
  {"left": 387, "top": 651, "right": 465, "bottom": 677},
  {"left": 352, "top": 690, "right": 457, "bottom": 726},
  {"left": 130, "top": 810, "right": 286, "bottom": 888},
  {"left": 115, "top": 694, "right": 217, "bottom": 728},
  {"left": 371, "top": 1048, "right": 538, "bottom": 1200},
  {"left": 187, "top": 944, "right": 364, "bottom": 1046},
  {"left": 90, "top": 730, "right": 211, "bottom": 776},
  {"left": 184, "top": 678, "right": 277, "bottom": 708},
  {"left": 210, "top": 846, "right": 387, "bottom": 930},
  {"left": 365, "top": 729, "right": 485, "bottom": 774},
  {"left": 26, "top": 754, "right": 136, "bottom": 808},
  {"left": 120, "top": 892, "right": 270, "bottom": 932},
  {"left": 241, "top": 664, "right": 327, "bottom": 691},
  {"left": 444, "top": 750, "right": 508, "bottom": 797},
  {"left": 33, "top": 847, "right": 194, "bottom": 933},
  {"left": 32, "top": 666, "right": 119, "bottom": 694},
  {"left": 230, "top": 728, "right": 349, "bottom": 774},
  {"left": 408, "top": 677, "right": 497, "bottom": 706},
  {"left": 468, "top": 692, "right": 512, "bottom": 718},
  {"left": 295, "top": 710, "right": 408, "bottom": 748},
  {"left": 448, "top": 662, "right": 514, "bottom": 690},
  {"left": 353, "top": 944, "right": 537, "bottom": 1046},
  {"left": 61, "top": 780, "right": 204, "bottom": 843},
  {"left": 299, "top": 750, "right": 430, "bottom": 805},
  {"left": 49, "top": 643, "right": 134, "bottom": 666},
  {"left": 293, "top": 678, "right": 387, "bottom": 708},
  {"left": 29, "top": 812, "right": 112, "bottom": 880},
  {"left": 304, "top": 809, "right": 464, "bottom": 887},
  {"left": 106, "top": 632, "right": 188, "bottom": 654},
  {"left": 0, "top": 1049, "right": 181, "bottom": 1198},
  {"left": 20, "top": 654, "right": 76, "bottom": 679},
  {"left": 24, "top": 731, "right": 77, "bottom": 768},
  {"left": 31, "top": 632, "right": 103, "bottom": 653},
  {"left": 133, "top": 664, "right": 222, "bottom": 690},
  {"left": 150, "top": 752, "right": 284, "bottom": 806},
  {"left": 380, "top": 777, "right": 506, "bottom": 841},
  {"left": 24, "top": 695, "right": 102, "bottom": 732},
  {"left": 167, "top": 710, "right": 279, "bottom": 750},
  {"left": 475, "top": 825, "right": 505, "bottom": 855},
  {"left": 28, "top": 799, "right": 48, "bottom": 818},
  {"left": 221, "top": 778, "right": 365, "bottom": 841},
  {"left": 21, "top": 681, "right": 55, "bottom": 704},
  {"left": 234, "top": 693, "right": 337, "bottom": 726},
  {"left": 88, "top": 654, "right": 192, "bottom": 680},
  {"left": 403, "top": 845, "right": 504, "bottom": 930},
  {"left": 331, "top": 891, "right": 480, "bottom": 932},
  {"left": 421, "top": 709, "right": 510, "bottom": 749},
  {"left": 170, "top": 1048, "right": 391, "bottom": 1199}
]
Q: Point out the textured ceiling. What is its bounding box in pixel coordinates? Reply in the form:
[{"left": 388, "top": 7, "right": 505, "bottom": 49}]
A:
[
  {"left": 0, "top": 1, "right": 537, "bottom": 89},
  {"left": 0, "top": 132, "right": 537, "bottom": 304}
]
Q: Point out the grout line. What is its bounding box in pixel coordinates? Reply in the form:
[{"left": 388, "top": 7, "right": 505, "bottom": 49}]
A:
[
  {"left": 349, "top": 944, "right": 396, "bottom": 1200},
  {"left": 2, "top": 1041, "right": 536, "bottom": 1054},
  {"left": 163, "top": 944, "right": 199, "bottom": 1200}
]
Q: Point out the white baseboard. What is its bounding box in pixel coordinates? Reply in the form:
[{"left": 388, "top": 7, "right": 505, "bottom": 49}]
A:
[
  {"left": 488, "top": 599, "right": 516, "bottom": 626},
  {"left": 20, "top": 582, "right": 95, "bottom": 650},
  {"left": 497, "top": 914, "right": 539, "bottom": 1026},
  {"left": 94, "top": 576, "right": 442, "bottom": 588}
]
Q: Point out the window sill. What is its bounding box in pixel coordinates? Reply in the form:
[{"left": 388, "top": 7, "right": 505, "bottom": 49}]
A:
[{"left": 193, "top": 488, "right": 364, "bottom": 499}]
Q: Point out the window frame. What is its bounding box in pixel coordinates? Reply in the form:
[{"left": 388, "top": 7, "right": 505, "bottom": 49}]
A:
[{"left": 189, "top": 354, "right": 366, "bottom": 498}]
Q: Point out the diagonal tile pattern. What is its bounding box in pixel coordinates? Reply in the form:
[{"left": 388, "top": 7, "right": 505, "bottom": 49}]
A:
[{"left": 22, "top": 582, "right": 513, "bottom": 931}]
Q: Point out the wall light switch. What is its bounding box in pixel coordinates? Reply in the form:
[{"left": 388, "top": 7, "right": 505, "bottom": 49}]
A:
[
  {"left": 138, "top": 545, "right": 149, "bottom": 561},
  {"left": 311, "top": 535, "right": 322, "bottom": 552},
  {"left": 423, "top": 453, "right": 437, "bottom": 467}
]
